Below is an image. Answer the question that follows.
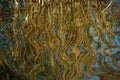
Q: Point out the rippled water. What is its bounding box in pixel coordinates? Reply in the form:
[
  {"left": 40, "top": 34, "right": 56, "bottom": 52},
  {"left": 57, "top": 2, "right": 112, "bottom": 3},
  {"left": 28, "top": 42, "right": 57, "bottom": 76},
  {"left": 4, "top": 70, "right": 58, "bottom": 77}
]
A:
[{"left": 0, "top": 0, "right": 120, "bottom": 80}]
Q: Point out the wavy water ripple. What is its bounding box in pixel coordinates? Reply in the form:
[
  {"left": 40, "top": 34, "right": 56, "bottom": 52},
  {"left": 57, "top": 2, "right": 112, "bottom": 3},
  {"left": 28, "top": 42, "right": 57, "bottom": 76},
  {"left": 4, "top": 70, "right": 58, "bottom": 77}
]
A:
[{"left": 0, "top": 0, "right": 120, "bottom": 80}]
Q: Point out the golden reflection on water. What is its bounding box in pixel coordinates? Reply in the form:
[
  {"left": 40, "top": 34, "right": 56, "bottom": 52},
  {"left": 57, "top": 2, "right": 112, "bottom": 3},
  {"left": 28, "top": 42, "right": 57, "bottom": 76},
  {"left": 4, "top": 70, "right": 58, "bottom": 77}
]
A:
[{"left": 0, "top": 0, "right": 120, "bottom": 80}]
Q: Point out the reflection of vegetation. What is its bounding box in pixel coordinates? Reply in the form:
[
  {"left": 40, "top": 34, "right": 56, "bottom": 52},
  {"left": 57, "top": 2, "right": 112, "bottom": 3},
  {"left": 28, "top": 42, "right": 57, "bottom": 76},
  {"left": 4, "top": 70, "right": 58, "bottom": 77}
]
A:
[{"left": 0, "top": 0, "right": 120, "bottom": 80}]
